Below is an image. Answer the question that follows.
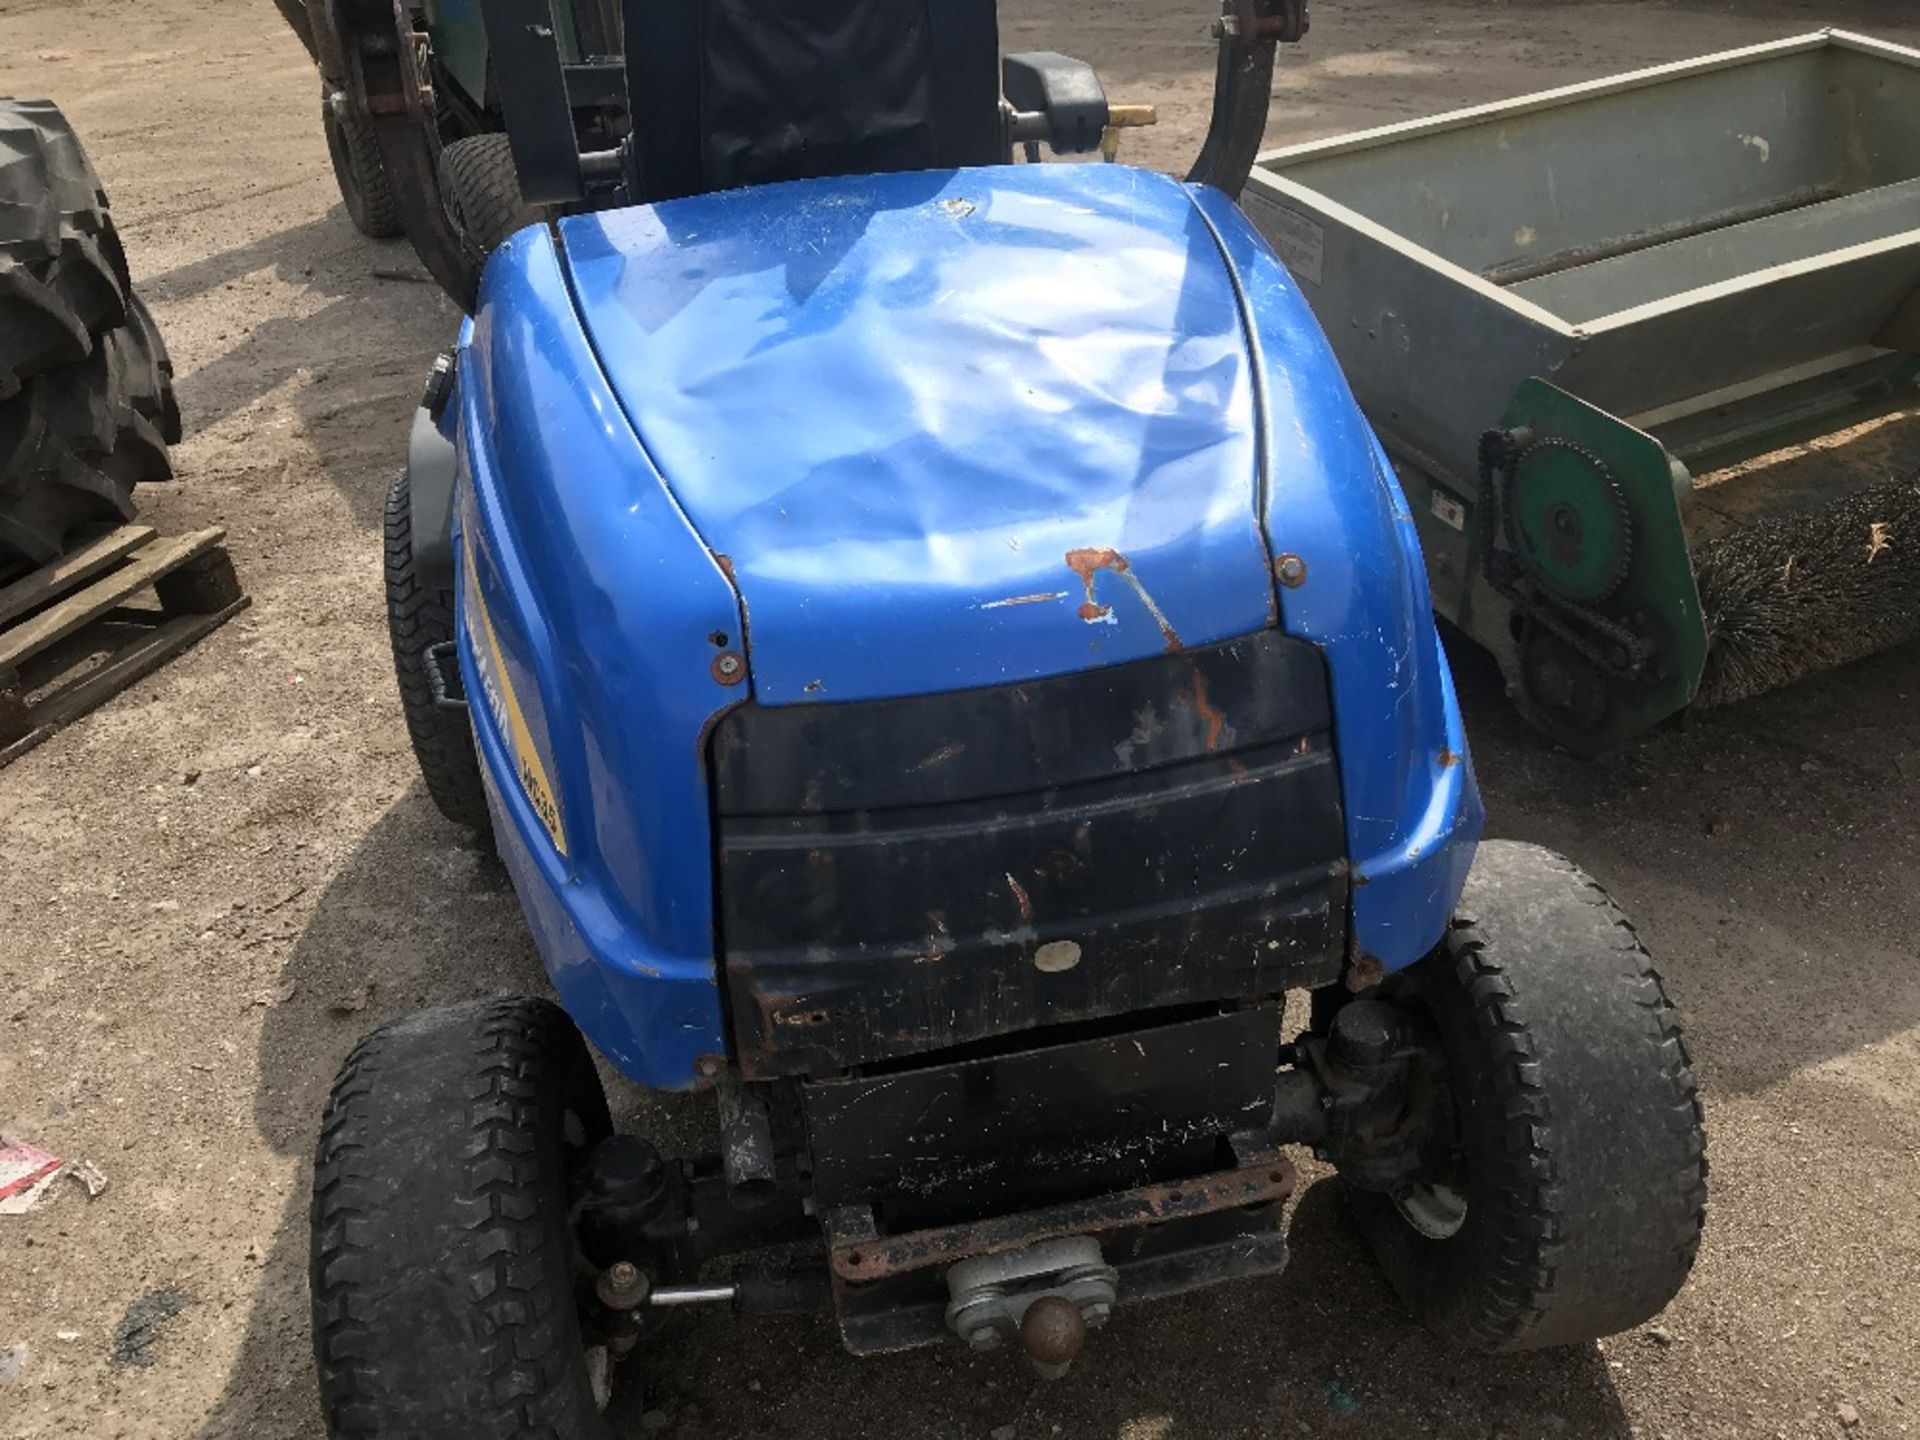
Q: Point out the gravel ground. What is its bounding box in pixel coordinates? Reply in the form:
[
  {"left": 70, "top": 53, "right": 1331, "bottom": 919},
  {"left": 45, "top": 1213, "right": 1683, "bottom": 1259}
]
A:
[{"left": 2, "top": 2, "right": 1918, "bottom": 1437}]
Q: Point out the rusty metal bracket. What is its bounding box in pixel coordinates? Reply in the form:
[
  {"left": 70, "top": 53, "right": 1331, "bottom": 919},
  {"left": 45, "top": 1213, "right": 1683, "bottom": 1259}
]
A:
[
  {"left": 1187, "top": 0, "right": 1309, "bottom": 199},
  {"left": 321, "top": 0, "right": 483, "bottom": 308},
  {"left": 1241, "top": 0, "right": 1310, "bottom": 43},
  {"left": 826, "top": 1149, "right": 1295, "bottom": 1285}
]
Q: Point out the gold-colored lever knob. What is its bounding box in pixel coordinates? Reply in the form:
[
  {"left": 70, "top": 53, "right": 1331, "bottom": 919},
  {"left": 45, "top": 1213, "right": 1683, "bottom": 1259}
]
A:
[{"left": 1101, "top": 104, "right": 1159, "bottom": 161}]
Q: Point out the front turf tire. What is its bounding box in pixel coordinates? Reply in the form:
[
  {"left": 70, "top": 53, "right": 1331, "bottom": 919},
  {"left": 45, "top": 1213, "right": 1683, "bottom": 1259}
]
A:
[
  {"left": 311, "top": 998, "right": 615, "bottom": 1440},
  {"left": 1346, "top": 840, "right": 1707, "bottom": 1351}
]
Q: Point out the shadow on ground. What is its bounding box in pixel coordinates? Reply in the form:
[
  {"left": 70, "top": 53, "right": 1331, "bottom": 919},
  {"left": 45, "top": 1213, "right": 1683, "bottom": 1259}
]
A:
[
  {"left": 1454, "top": 629, "right": 1920, "bottom": 1097},
  {"left": 145, "top": 208, "right": 452, "bottom": 534},
  {"left": 194, "top": 789, "right": 538, "bottom": 1440}
]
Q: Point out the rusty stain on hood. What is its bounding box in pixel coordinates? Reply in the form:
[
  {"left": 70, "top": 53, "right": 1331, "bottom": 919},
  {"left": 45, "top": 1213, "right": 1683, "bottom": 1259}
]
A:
[{"left": 1065, "top": 547, "right": 1184, "bottom": 653}]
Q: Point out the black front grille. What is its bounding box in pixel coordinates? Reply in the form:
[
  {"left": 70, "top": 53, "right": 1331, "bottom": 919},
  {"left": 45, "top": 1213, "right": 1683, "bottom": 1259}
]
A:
[{"left": 710, "top": 631, "right": 1348, "bottom": 1077}]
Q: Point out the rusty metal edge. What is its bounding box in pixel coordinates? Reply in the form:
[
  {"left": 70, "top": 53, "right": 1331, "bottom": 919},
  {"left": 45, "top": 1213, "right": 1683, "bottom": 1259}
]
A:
[{"left": 826, "top": 1152, "right": 1296, "bottom": 1284}]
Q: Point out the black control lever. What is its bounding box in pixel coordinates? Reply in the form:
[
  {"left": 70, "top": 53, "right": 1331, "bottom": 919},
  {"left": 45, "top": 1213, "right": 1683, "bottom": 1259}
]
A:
[
  {"left": 1002, "top": 52, "right": 1110, "bottom": 156},
  {"left": 1189, "top": 0, "right": 1310, "bottom": 198}
]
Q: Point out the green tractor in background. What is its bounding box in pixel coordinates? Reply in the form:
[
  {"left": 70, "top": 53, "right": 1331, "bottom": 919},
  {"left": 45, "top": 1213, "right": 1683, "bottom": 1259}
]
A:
[{"left": 273, "top": 0, "right": 624, "bottom": 305}]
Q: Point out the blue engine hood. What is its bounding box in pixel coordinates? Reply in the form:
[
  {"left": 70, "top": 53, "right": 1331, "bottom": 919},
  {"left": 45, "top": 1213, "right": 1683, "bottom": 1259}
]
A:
[
  {"left": 461, "top": 164, "right": 1478, "bottom": 1063},
  {"left": 558, "top": 165, "right": 1278, "bottom": 703}
]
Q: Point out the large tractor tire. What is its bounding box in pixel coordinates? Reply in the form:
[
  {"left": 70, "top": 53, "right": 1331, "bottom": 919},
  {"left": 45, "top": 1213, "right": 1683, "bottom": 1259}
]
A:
[{"left": 0, "top": 99, "right": 180, "bottom": 577}]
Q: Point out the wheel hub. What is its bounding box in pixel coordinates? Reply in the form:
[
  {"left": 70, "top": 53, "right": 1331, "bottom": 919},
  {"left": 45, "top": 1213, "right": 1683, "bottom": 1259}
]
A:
[{"left": 1392, "top": 1180, "right": 1469, "bottom": 1240}]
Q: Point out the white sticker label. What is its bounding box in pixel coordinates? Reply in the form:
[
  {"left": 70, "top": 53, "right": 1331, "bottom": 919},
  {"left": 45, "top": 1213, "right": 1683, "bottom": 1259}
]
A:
[
  {"left": 1273, "top": 207, "right": 1325, "bottom": 285},
  {"left": 1430, "top": 489, "right": 1467, "bottom": 532}
]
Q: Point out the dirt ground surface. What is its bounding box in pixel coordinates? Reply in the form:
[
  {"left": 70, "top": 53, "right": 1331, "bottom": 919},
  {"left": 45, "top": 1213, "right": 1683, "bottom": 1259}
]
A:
[{"left": 3, "top": 1, "right": 1919, "bottom": 1437}]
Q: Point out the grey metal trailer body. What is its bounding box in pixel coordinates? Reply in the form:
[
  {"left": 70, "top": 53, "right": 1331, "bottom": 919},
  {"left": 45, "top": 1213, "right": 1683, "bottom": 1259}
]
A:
[{"left": 1243, "top": 31, "right": 1920, "bottom": 746}]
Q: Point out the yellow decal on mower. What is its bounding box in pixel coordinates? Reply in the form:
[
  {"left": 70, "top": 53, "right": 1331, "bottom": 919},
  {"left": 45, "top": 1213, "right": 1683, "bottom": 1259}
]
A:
[{"left": 462, "top": 555, "right": 567, "bottom": 857}]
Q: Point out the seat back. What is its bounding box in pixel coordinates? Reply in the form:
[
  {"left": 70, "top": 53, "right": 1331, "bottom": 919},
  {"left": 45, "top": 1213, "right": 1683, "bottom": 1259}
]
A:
[{"left": 622, "top": 0, "right": 1004, "bottom": 203}]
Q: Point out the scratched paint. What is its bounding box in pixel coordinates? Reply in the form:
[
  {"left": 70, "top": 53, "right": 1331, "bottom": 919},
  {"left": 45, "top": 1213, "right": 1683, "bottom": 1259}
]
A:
[
  {"left": 978, "top": 591, "right": 1070, "bottom": 610},
  {"left": 1111, "top": 702, "right": 1164, "bottom": 767},
  {"left": 920, "top": 909, "right": 953, "bottom": 964},
  {"left": 1005, "top": 872, "right": 1034, "bottom": 924},
  {"left": 913, "top": 741, "right": 967, "bottom": 771}
]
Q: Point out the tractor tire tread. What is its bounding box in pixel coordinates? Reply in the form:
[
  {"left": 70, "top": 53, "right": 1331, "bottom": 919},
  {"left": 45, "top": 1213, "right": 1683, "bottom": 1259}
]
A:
[
  {"left": 1348, "top": 840, "right": 1707, "bottom": 1352},
  {"left": 439, "top": 134, "right": 537, "bottom": 262},
  {"left": 0, "top": 100, "right": 177, "bottom": 573},
  {"left": 311, "top": 997, "right": 612, "bottom": 1440},
  {"left": 323, "top": 94, "right": 404, "bottom": 239}
]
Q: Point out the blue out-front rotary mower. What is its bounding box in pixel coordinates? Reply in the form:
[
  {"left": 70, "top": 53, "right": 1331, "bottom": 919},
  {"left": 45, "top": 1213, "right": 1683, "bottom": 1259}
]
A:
[{"left": 310, "top": 2, "right": 1707, "bottom": 1431}]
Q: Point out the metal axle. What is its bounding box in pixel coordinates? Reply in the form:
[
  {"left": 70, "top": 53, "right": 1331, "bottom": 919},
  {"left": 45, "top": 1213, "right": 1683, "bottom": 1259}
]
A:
[{"left": 647, "top": 1283, "right": 736, "bottom": 1307}]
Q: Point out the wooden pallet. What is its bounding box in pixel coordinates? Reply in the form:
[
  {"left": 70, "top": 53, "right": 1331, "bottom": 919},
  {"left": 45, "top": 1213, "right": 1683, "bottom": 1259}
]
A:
[{"left": 0, "top": 525, "right": 249, "bottom": 768}]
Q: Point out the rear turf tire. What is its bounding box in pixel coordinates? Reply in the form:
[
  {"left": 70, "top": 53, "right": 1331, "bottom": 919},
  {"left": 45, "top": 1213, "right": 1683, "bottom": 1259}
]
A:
[
  {"left": 311, "top": 998, "right": 615, "bottom": 1440},
  {"left": 0, "top": 99, "right": 179, "bottom": 575},
  {"left": 321, "top": 88, "right": 403, "bottom": 239},
  {"left": 1344, "top": 840, "right": 1707, "bottom": 1351},
  {"left": 384, "top": 466, "right": 490, "bottom": 833},
  {"left": 439, "top": 134, "right": 537, "bottom": 261}
]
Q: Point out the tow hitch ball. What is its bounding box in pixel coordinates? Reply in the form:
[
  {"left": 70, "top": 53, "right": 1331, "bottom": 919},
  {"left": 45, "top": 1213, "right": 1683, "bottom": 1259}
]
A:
[
  {"left": 931, "top": 1002, "right": 1442, "bottom": 1378},
  {"left": 944, "top": 1237, "right": 1118, "bottom": 1379}
]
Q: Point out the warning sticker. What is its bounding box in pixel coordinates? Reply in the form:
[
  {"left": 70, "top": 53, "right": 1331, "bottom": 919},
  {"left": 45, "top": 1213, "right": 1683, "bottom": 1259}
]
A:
[
  {"left": 463, "top": 559, "right": 567, "bottom": 858},
  {"left": 1430, "top": 489, "right": 1468, "bottom": 532}
]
